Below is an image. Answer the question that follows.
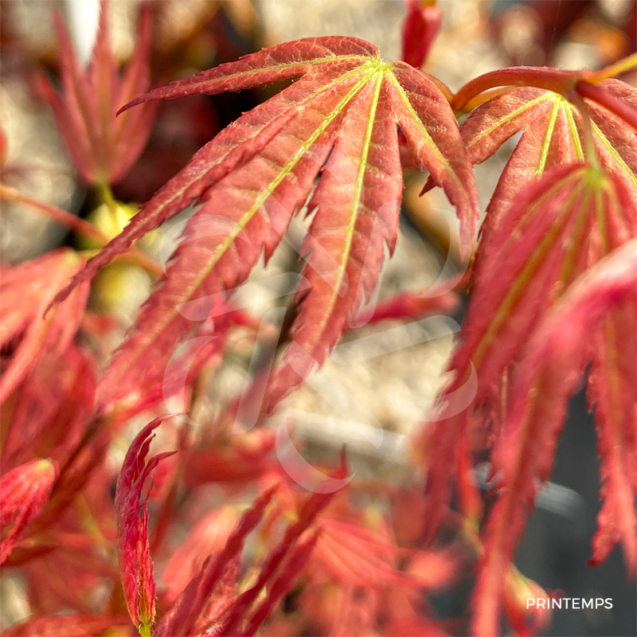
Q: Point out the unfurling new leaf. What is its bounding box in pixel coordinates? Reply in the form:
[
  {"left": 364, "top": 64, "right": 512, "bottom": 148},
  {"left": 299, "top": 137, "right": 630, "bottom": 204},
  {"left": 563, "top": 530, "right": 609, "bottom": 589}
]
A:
[{"left": 115, "top": 418, "right": 176, "bottom": 632}]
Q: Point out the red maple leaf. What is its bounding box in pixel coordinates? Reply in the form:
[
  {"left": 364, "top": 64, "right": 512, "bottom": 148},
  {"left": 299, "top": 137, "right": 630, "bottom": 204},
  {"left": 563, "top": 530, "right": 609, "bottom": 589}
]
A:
[
  {"left": 49, "top": 36, "right": 479, "bottom": 410},
  {"left": 473, "top": 235, "right": 637, "bottom": 637},
  {"left": 1, "top": 344, "right": 96, "bottom": 472},
  {"left": 156, "top": 461, "right": 348, "bottom": 637},
  {"left": 423, "top": 161, "right": 636, "bottom": 543},
  {"left": 421, "top": 66, "right": 637, "bottom": 568}
]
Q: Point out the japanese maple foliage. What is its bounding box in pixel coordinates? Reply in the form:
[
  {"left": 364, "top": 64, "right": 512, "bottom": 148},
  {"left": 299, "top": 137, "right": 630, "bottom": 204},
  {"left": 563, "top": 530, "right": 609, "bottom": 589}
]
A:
[
  {"left": 473, "top": 236, "right": 637, "bottom": 637},
  {"left": 1, "top": 1, "right": 636, "bottom": 636},
  {"left": 52, "top": 34, "right": 479, "bottom": 410},
  {"left": 420, "top": 66, "right": 637, "bottom": 637},
  {"left": 459, "top": 77, "right": 636, "bottom": 275}
]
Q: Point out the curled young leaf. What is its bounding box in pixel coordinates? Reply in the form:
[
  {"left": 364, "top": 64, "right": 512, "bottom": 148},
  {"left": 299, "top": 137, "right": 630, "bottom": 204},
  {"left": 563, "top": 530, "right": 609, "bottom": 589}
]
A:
[
  {"left": 401, "top": 1, "right": 442, "bottom": 70},
  {"left": 115, "top": 417, "right": 176, "bottom": 633},
  {"left": 0, "top": 459, "right": 58, "bottom": 565}
]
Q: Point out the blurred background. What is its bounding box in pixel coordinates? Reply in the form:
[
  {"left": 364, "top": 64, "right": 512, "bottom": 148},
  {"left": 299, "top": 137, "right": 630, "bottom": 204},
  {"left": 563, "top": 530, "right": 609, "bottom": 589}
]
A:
[{"left": 1, "top": 1, "right": 635, "bottom": 635}]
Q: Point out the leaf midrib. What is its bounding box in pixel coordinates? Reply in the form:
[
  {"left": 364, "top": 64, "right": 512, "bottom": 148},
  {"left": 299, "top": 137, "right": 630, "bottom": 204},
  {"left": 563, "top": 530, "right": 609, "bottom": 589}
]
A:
[
  {"left": 591, "top": 119, "right": 637, "bottom": 189},
  {"left": 466, "top": 93, "right": 554, "bottom": 150},
  {"left": 563, "top": 103, "right": 584, "bottom": 160},
  {"left": 536, "top": 98, "right": 561, "bottom": 175},
  {"left": 317, "top": 71, "right": 385, "bottom": 340},
  {"left": 387, "top": 71, "right": 464, "bottom": 195},
  {"left": 556, "top": 185, "right": 593, "bottom": 293},
  {"left": 493, "top": 170, "right": 582, "bottom": 259}
]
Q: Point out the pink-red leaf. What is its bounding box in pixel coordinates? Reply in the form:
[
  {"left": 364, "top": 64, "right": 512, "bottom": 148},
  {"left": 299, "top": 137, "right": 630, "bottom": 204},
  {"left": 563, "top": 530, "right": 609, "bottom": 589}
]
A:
[
  {"left": 120, "top": 37, "right": 379, "bottom": 109},
  {"left": 422, "top": 163, "right": 636, "bottom": 540},
  {"left": 162, "top": 507, "right": 241, "bottom": 605},
  {"left": 219, "top": 461, "right": 349, "bottom": 636},
  {"left": 390, "top": 61, "right": 478, "bottom": 254},
  {"left": 48, "top": 36, "right": 477, "bottom": 409},
  {"left": 51, "top": 103, "right": 298, "bottom": 313},
  {"left": 460, "top": 79, "right": 637, "bottom": 273},
  {"left": 1, "top": 344, "right": 97, "bottom": 471},
  {"left": 155, "top": 487, "right": 276, "bottom": 637},
  {"left": 313, "top": 517, "right": 426, "bottom": 590},
  {"left": 0, "top": 250, "right": 89, "bottom": 405},
  {"left": 96, "top": 69, "right": 353, "bottom": 408},
  {"left": 472, "top": 235, "right": 637, "bottom": 637},
  {"left": 38, "top": 0, "right": 155, "bottom": 184},
  {"left": 266, "top": 73, "right": 403, "bottom": 407},
  {"left": 240, "top": 533, "right": 319, "bottom": 637}
]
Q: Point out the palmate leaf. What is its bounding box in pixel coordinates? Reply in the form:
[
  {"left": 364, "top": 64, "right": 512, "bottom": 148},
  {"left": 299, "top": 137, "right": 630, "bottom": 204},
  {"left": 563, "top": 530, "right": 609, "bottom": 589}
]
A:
[
  {"left": 460, "top": 79, "right": 637, "bottom": 271},
  {"left": 422, "top": 162, "right": 637, "bottom": 547},
  {"left": 38, "top": 0, "right": 156, "bottom": 184},
  {"left": 472, "top": 236, "right": 637, "bottom": 637},
  {"left": 52, "top": 36, "right": 478, "bottom": 408}
]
